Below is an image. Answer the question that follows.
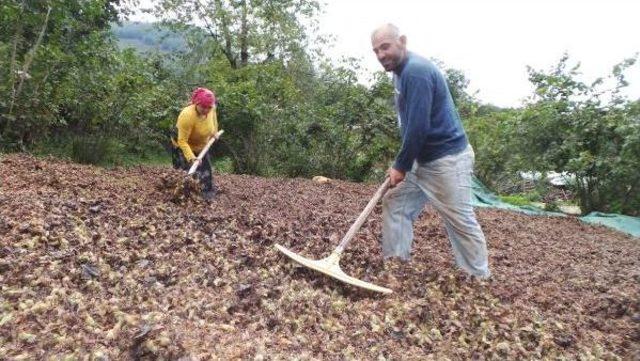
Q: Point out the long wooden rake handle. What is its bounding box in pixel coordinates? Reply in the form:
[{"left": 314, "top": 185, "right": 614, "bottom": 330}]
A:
[
  {"left": 188, "top": 130, "right": 224, "bottom": 175},
  {"left": 334, "top": 177, "right": 390, "bottom": 255}
]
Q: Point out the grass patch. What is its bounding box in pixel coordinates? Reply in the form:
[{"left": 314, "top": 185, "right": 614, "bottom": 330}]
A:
[
  {"left": 31, "top": 134, "right": 171, "bottom": 168},
  {"left": 30, "top": 135, "right": 235, "bottom": 171},
  {"left": 212, "top": 156, "right": 234, "bottom": 174},
  {"left": 499, "top": 190, "right": 541, "bottom": 205}
]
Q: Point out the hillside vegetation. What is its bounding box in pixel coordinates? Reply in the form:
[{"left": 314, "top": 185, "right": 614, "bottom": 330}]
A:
[{"left": 1, "top": 0, "right": 638, "bottom": 215}]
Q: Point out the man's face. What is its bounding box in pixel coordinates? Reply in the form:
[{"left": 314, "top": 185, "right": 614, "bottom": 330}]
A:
[{"left": 372, "top": 32, "right": 406, "bottom": 72}]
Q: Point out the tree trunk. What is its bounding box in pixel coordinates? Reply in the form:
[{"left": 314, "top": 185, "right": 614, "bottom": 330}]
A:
[
  {"left": 212, "top": 0, "right": 237, "bottom": 68},
  {"left": 6, "top": 2, "right": 24, "bottom": 121},
  {"left": 239, "top": 0, "right": 249, "bottom": 66},
  {"left": 9, "top": 6, "right": 51, "bottom": 115}
]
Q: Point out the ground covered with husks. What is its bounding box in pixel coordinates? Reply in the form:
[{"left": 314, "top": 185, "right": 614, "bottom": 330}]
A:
[{"left": 1, "top": 153, "right": 638, "bottom": 360}]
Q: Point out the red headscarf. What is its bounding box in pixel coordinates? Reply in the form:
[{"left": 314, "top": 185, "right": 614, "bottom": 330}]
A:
[{"left": 190, "top": 87, "right": 216, "bottom": 108}]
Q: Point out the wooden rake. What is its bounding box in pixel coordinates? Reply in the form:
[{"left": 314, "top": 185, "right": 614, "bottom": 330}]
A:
[
  {"left": 187, "top": 130, "right": 224, "bottom": 175},
  {"left": 275, "top": 178, "right": 392, "bottom": 294}
]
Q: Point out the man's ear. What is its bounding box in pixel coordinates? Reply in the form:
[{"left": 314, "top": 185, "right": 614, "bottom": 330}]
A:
[{"left": 399, "top": 35, "right": 407, "bottom": 47}]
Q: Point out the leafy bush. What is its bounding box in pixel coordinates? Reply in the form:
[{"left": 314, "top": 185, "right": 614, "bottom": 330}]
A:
[
  {"left": 2, "top": 2, "right": 638, "bottom": 217},
  {"left": 71, "top": 135, "right": 122, "bottom": 165},
  {"left": 466, "top": 54, "right": 639, "bottom": 216}
]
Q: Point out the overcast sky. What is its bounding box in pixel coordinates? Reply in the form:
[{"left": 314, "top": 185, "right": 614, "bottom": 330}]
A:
[{"left": 132, "top": 0, "right": 640, "bottom": 107}]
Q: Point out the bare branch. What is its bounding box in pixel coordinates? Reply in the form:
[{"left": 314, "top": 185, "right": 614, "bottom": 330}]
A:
[{"left": 9, "top": 6, "right": 52, "bottom": 115}]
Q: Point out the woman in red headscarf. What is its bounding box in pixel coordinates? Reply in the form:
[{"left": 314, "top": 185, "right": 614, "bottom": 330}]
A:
[{"left": 171, "top": 87, "right": 219, "bottom": 200}]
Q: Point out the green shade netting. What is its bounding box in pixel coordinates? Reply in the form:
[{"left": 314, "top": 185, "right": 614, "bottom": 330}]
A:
[
  {"left": 579, "top": 212, "right": 640, "bottom": 237},
  {"left": 471, "top": 177, "right": 639, "bottom": 237},
  {"left": 471, "top": 177, "right": 564, "bottom": 216}
]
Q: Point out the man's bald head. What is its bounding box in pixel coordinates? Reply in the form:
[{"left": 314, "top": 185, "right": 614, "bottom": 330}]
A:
[
  {"left": 371, "top": 23, "right": 407, "bottom": 72},
  {"left": 371, "top": 23, "right": 401, "bottom": 42}
]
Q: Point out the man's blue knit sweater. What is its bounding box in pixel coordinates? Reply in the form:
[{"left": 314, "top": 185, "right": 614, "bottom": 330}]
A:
[{"left": 392, "top": 52, "right": 468, "bottom": 172}]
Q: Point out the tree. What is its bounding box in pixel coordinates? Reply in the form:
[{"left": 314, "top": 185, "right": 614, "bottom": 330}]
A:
[
  {"left": 149, "top": 0, "right": 320, "bottom": 69},
  {"left": 0, "top": 0, "right": 125, "bottom": 149},
  {"left": 514, "top": 54, "right": 639, "bottom": 214}
]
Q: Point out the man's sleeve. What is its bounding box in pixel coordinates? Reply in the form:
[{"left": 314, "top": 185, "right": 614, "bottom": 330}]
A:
[{"left": 393, "top": 74, "right": 433, "bottom": 172}]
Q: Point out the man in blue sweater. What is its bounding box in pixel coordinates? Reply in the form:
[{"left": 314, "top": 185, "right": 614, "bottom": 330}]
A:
[{"left": 371, "top": 24, "right": 490, "bottom": 278}]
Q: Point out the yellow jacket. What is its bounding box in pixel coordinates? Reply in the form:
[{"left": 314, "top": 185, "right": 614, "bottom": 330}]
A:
[{"left": 176, "top": 104, "right": 218, "bottom": 161}]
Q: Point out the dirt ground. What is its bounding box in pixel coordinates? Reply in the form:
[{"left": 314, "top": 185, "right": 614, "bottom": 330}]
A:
[{"left": 1, "top": 154, "right": 638, "bottom": 360}]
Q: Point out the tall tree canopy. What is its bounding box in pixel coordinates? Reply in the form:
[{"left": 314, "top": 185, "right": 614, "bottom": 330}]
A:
[{"left": 149, "top": 0, "right": 320, "bottom": 68}]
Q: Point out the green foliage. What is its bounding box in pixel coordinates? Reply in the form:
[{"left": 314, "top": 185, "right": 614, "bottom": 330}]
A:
[
  {"left": 517, "top": 55, "right": 639, "bottom": 215},
  {"left": 32, "top": 131, "right": 170, "bottom": 166},
  {"left": 1, "top": 0, "right": 136, "bottom": 147},
  {"left": 70, "top": 135, "right": 122, "bottom": 165},
  {"left": 150, "top": 0, "right": 320, "bottom": 69},
  {"left": 212, "top": 156, "right": 234, "bottom": 174},
  {"left": 465, "top": 109, "right": 521, "bottom": 190},
  {"left": 499, "top": 195, "right": 533, "bottom": 207},
  {"left": 1, "top": 1, "right": 638, "bottom": 217},
  {"left": 544, "top": 201, "right": 561, "bottom": 213},
  {"left": 440, "top": 63, "right": 479, "bottom": 119},
  {"left": 206, "top": 57, "right": 397, "bottom": 180},
  {"left": 0, "top": 1, "right": 187, "bottom": 163},
  {"left": 465, "top": 54, "right": 640, "bottom": 216},
  {"left": 0, "top": 0, "right": 397, "bottom": 180}
]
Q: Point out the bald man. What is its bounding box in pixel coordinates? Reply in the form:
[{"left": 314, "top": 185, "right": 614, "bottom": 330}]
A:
[{"left": 371, "top": 24, "right": 490, "bottom": 278}]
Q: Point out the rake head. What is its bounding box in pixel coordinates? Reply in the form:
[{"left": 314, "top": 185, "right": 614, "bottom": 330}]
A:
[{"left": 275, "top": 244, "right": 392, "bottom": 294}]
